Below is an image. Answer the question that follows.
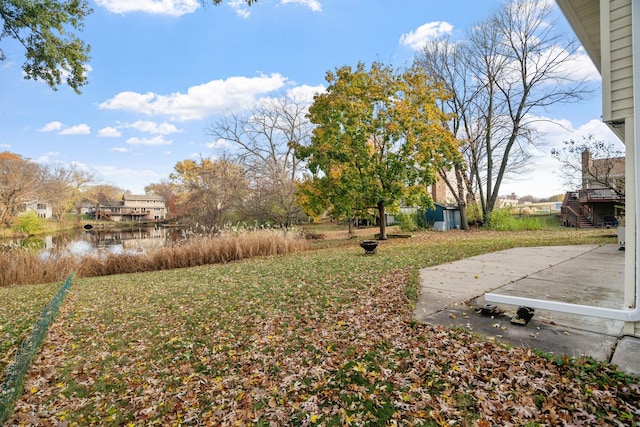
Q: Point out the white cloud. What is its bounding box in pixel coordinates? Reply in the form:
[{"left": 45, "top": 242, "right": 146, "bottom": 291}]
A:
[
  {"left": 40, "top": 121, "right": 64, "bottom": 132},
  {"left": 229, "top": 0, "right": 250, "bottom": 18},
  {"left": 35, "top": 152, "right": 61, "bottom": 163},
  {"left": 554, "top": 47, "right": 600, "bottom": 82},
  {"left": 41, "top": 121, "right": 92, "bottom": 135},
  {"left": 99, "top": 74, "right": 289, "bottom": 120},
  {"left": 227, "top": 0, "right": 322, "bottom": 18},
  {"left": 98, "top": 126, "right": 122, "bottom": 137},
  {"left": 0, "top": 144, "right": 9, "bottom": 149},
  {"left": 400, "top": 21, "right": 454, "bottom": 51},
  {"left": 96, "top": 0, "right": 200, "bottom": 16},
  {"left": 126, "top": 135, "right": 172, "bottom": 146},
  {"left": 100, "top": 92, "right": 157, "bottom": 114},
  {"left": 59, "top": 124, "right": 91, "bottom": 135},
  {"left": 280, "top": 0, "right": 322, "bottom": 12},
  {"left": 128, "top": 120, "right": 182, "bottom": 135},
  {"left": 286, "top": 84, "right": 325, "bottom": 104},
  {"left": 93, "top": 165, "right": 164, "bottom": 194},
  {"left": 111, "top": 147, "right": 131, "bottom": 153},
  {"left": 206, "top": 138, "right": 232, "bottom": 149}
]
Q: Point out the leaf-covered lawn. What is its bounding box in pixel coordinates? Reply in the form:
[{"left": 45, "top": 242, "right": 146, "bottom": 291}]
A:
[
  {"left": 6, "top": 229, "right": 639, "bottom": 425},
  {"left": 0, "top": 282, "right": 60, "bottom": 384}
]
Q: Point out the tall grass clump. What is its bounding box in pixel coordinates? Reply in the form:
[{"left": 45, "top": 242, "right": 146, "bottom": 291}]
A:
[
  {"left": 0, "top": 248, "right": 77, "bottom": 288},
  {"left": 486, "top": 208, "right": 542, "bottom": 231},
  {"left": 76, "top": 227, "right": 310, "bottom": 279},
  {"left": 0, "top": 227, "right": 310, "bottom": 287}
]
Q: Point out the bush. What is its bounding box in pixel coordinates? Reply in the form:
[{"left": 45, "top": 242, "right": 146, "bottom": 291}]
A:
[
  {"left": 486, "top": 208, "right": 542, "bottom": 231},
  {"left": 394, "top": 212, "right": 422, "bottom": 232},
  {"left": 12, "top": 212, "right": 44, "bottom": 236},
  {"left": 466, "top": 202, "right": 483, "bottom": 226}
]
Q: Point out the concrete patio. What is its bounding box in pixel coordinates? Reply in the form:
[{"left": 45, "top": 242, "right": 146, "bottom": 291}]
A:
[{"left": 414, "top": 244, "right": 640, "bottom": 376}]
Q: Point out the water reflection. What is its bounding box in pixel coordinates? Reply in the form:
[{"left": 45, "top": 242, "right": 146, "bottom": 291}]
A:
[{"left": 1, "top": 226, "right": 181, "bottom": 257}]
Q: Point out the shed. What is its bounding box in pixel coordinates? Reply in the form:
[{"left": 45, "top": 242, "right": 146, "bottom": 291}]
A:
[{"left": 425, "top": 203, "right": 461, "bottom": 231}]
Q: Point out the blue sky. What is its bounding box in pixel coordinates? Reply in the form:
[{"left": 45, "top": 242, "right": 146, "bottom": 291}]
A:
[{"left": 0, "top": 0, "right": 621, "bottom": 197}]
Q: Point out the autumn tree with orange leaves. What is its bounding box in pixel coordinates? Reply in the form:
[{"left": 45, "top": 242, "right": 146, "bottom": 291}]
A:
[
  {"left": 170, "top": 157, "right": 248, "bottom": 226},
  {"left": 0, "top": 152, "right": 47, "bottom": 226}
]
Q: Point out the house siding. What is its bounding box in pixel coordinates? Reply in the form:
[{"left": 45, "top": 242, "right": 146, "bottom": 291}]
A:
[
  {"left": 603, "top": 0, "right": 634, "bottom": 124},
  {"left": 24, "top": 201, "right": 52, "bottom": 219}
]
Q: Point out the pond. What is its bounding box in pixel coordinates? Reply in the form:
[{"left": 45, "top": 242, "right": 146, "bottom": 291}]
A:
[{"left": 0, "top": 225, "right": 184, "bottom": 257}]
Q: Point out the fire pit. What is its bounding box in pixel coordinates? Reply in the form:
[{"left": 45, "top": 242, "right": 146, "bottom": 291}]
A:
[{"left": 359, "top": 240, "right": 379, "bottom": 255}]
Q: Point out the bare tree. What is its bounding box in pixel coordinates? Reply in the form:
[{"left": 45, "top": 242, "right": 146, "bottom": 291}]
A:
[
  {"left": 83, "top": 184, "right": 128, "bottom": 205},
  {"left": 42, "top": 164, "right": 95, "bottom": 221},
  {"left": 415, "top": 0, "right": 593, "bottom": 221},
  {"left": 552, "top": 135, "right": 625, "bottom": 196},
  {"left": 415, "top": 36, "right": 480, "bottom": 229},
  {"left": 206, "top": 96, "right": 312, "bottom": 227}
]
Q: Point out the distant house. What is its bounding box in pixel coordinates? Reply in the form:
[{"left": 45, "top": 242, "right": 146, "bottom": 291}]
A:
[
  {"left": 430, "top": 169, "right": 460, "bottom": 205},
  {"left": 561, "top": 150, "right": 625, "bottom": 228},
  {"left": 497, "top": 198, "right": 519, "bottom": 208},
  {"left": 75, "top": 199, "right": 95, "bottom": 216},
  {"left": 91, "top": 194, "right": 167, "bottom": 222},
  {"left": 24, "top": 201, "right": 52, "bottom": 219}
]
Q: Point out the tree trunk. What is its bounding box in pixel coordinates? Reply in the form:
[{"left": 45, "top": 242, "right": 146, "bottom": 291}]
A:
[
  {"left": 377, "top": 201, "right": 387, "bottom": 240},
  {"left": 455, "top": 164, "right": 470, "bottom": 230}
]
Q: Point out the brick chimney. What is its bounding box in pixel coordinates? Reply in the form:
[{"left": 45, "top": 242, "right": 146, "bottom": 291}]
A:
[{"left": 581, "top": 149, "right": 592, "bottom": 189}]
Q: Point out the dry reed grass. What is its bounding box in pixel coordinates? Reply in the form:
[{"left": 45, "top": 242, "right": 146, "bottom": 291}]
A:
[
  {"left": 0, "top": 229, "right": 310, "bottom": 287},
  {"left": 0, "top": 251, "right": 76, "bottom": 288}
]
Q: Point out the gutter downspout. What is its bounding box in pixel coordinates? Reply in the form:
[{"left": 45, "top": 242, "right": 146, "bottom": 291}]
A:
[{"left": 486, "top": 0, "right": 640, "bottom": 322}]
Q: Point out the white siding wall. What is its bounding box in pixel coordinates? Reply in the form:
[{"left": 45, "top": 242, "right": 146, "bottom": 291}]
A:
[{"left": 603, "top": 0, "right": 634, "bottom": 124}]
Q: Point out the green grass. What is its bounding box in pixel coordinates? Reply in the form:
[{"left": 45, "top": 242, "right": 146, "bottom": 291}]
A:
[
  {"left": 2, "top": 228, "right": 638, "bottom": 426},
  {"left": 0, "top": 283, "right": 61, "bottom": 383},
  {"left": 486, "top": 209, "right": 563, "bottom": 231}
]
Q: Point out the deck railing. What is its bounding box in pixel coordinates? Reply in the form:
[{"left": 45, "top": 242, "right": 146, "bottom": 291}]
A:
[{"left": 578, "top": 188, "right": 624, "bottom": 203}]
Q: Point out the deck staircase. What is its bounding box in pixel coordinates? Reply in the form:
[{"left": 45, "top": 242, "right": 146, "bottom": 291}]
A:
[{"left": 564, "top": 197, "right": 595, "bottom": 228}]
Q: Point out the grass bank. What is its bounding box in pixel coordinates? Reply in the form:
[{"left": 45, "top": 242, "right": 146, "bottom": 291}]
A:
[{"left": 3, "top": 228, "right": 638, "bottom": 425}]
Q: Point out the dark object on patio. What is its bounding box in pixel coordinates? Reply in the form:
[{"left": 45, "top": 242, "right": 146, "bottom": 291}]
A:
[
  {"left": 510, "top": 306, "right": 535, "bottom": 325},
  {"left": 359, "top": 240, "right": 378, "bottom": 255},
  {"left": 475, "top": 304, "right": 501, "bottom": 316}
]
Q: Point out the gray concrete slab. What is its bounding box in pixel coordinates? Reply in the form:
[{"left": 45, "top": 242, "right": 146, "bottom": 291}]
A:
[
  {"left": 470, "top": 294, "right": 625, "bottom": 337},
  {"left": 419, "top": 270, "right": 498, "bottom": 294},
  {"left": 611, "top": 336, "right": 640, "bottom": 376},
  {"left": 427, "top": 261, "right": 538, "bottom": 281},
  {"left": 498, "top": 278, "right": 624, "bottom": 308},
  {"left": 425, "top": 304, "right": 619, "bottom": 360},
  {"left": 414, "top": 244, "right": 639, "bottom": 376}
]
